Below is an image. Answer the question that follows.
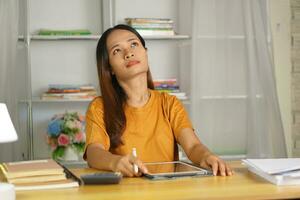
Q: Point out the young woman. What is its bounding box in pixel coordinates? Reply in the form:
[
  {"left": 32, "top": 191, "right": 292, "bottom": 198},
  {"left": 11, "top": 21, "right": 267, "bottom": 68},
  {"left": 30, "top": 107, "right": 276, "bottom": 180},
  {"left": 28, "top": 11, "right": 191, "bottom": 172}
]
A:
[{"left": 85, "top": 24, "right": 233, "bottom": 177}]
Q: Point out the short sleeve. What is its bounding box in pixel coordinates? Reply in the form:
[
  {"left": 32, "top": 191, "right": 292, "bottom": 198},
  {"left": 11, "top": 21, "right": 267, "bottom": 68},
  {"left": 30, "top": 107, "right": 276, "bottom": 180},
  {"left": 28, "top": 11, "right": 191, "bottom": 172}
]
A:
[
  {"left": 163, "top": 93, "right": 193, "bottom": 141},
  {"left": 83, "top": 97, "right": 110, "bottom": 159}
]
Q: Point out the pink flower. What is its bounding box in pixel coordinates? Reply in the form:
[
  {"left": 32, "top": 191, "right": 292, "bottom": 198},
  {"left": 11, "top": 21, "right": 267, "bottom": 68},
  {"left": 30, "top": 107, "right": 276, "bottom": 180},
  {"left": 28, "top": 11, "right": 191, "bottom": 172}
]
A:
[
  {"left": 73, "top": 132, "right": 85, "bottom": 143},
  {"left": 57, "top": 134, "right": 70, "bottom": 146}
]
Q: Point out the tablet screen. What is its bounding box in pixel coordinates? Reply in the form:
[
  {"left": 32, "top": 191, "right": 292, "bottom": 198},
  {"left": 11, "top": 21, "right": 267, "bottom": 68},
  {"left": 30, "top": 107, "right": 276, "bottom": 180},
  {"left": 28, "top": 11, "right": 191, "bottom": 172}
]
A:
[{"left": 144, "top": 161, "right": 208, "bottom": 175}]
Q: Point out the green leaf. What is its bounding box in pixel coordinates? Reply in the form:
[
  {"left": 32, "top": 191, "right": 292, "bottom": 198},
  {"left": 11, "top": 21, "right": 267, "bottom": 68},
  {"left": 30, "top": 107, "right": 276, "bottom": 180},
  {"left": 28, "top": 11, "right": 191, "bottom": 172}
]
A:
[
  {"left": 52, "top": 146, "right": 65, "bottom": 160},
  {"left": 72, "top": 143, "right": 85, "bottom": 153}
]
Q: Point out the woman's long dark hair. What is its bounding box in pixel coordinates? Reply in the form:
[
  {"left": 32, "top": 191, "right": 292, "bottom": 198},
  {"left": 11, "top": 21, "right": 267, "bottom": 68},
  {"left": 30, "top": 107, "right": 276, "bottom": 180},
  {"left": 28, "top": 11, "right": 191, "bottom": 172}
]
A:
[{"left": 96, "top": 24, "right": 154, "bottom": 150}]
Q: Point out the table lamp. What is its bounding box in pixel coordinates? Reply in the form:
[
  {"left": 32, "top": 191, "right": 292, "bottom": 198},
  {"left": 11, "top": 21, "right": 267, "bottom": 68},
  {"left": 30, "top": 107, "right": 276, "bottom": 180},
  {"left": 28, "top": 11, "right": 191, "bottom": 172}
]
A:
[{"left": 0, "top": 103, "right": 18, "bottom": 200}]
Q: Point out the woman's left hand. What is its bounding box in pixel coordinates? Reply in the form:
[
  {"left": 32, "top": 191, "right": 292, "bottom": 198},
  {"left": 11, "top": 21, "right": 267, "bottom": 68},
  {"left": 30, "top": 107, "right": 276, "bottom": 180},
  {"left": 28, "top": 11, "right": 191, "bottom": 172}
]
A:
[{"left": 199, "top": 153, "right": 233, "bottom": 176}]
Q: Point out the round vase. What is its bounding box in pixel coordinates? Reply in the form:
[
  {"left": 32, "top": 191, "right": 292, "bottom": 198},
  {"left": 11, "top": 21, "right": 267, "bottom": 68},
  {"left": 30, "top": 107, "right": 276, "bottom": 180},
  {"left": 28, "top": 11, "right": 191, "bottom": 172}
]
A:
[{"left": 63, "top": 147, "right": 79, "bottom": 161}]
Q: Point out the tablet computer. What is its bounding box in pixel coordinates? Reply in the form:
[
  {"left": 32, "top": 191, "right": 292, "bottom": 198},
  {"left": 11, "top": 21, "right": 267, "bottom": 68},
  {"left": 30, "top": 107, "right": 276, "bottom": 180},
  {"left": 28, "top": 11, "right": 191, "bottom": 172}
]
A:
[{"left": 143, "top": 161, "right": 213, "bottom": 180}]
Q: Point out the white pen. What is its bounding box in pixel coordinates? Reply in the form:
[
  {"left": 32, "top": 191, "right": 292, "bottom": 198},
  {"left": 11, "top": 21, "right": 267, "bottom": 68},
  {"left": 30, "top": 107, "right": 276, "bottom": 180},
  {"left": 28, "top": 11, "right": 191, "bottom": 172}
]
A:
[{"left": 132, "top": 147, "right": 139, "bottom": 174}]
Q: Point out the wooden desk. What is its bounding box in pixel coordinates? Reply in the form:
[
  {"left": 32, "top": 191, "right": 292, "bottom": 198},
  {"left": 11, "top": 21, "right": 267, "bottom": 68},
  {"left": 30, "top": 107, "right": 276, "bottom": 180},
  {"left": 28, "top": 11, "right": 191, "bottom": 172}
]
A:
[{"left": 15, "top": 161, "right": 300, "bottom": 200}]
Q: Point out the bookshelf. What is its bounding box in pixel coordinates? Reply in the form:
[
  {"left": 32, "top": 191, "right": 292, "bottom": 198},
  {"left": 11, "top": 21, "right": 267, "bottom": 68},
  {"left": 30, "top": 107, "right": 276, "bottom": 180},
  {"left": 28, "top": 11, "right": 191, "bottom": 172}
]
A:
[
  {"left": 18, "top": 0, "right": 102, "bottom": 160},
  {"left": 18, "top": 0, "right": 193, "bottom": 160},
  {"left": 18, "top": 34, "right": 190, "bottom": 41}
]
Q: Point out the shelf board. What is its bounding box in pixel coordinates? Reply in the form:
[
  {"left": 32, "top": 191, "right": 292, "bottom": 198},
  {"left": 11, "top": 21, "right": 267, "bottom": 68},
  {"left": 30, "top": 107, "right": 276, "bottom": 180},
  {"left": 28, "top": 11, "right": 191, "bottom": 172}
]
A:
[
  {"left": 18, "top": 35, "right": 101, "bottom": 41},
  {"left": 18, "top": 34, "right": 190, "bottom": 41},
  {"left": 33, "top": 99, "right": 93, "bottom": 102},
  {"left": 20, "top": 97, "right": 95, "bottom": 103}
]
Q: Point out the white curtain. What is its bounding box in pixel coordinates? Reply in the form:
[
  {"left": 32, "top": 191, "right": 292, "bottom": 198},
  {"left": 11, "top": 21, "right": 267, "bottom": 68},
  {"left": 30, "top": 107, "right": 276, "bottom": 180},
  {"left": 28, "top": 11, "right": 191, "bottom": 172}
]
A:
[
  {"left": 191, "top": 0, "right": 287, "bottom": 158},
  {"left": 0, "top": 0, "right": 21, "bottom": 162}
]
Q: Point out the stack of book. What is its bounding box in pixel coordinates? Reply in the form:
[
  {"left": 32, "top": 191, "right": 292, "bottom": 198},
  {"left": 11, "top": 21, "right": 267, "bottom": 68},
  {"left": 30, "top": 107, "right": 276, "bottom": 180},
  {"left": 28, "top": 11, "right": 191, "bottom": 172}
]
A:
[
  {"left": 38, "top": 29, "right": 92, "bottom": 36},
  {"left": 154, "top": 78, "right": 187, "bottom": 100},
  {"left": 242, "top": 158, "right": 300, "bottom": 185},
  {"left": 0, "top": 159, "right": 79, "bottom": 191},
  {"left": 41, "top": 84, "right": 97, "bottom": 100},
  {"left": 125, "top": 18, "right": 175, "bottom": 36}
]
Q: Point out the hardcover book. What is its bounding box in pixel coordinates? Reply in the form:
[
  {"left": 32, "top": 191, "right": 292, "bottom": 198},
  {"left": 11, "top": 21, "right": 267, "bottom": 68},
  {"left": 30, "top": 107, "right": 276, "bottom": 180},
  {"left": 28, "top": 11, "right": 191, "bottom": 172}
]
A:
[
  {"left": 1, "top": 159, "right": 64, "bottom": 179},
  {"left": 0, "top": 159, "right": 79, "bottom": 190}
]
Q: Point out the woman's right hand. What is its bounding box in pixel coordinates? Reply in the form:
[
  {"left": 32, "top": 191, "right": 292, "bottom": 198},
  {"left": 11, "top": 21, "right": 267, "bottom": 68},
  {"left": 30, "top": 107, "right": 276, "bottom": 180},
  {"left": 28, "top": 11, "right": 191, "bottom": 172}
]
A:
[{"left": 111, "top": 154, "right": 148, "bottom": 177}]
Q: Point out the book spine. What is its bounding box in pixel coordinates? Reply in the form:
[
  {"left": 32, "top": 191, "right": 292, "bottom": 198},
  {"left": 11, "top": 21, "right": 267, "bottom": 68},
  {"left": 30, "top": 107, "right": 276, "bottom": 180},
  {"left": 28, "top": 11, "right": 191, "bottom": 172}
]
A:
[
  {"left": 38, "top": 29, "right": 92, "bottom": 36},
  {"left": 125, "top": 18, "right": 173, "bottom": 24},
  {"left": 136, "top": 29, "right": 175, "bottom": 36},
  {"left": 131, "top": 24, "right": 173, "bottom": 29}
]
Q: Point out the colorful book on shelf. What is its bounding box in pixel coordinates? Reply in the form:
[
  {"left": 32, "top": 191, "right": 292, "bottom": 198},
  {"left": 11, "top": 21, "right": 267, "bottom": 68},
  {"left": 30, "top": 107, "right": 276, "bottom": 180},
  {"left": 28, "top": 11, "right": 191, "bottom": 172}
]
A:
[
  {"left": 154, "top": 79, "right": 178, "bottom": 84},
  {"left": 156, "top": 89, "right": 180, "bottom": 93},
  {"left": 153, "top": 78, "right": 188, "bottom": 100},
  {"left": 131, "top": 23, "right": 174, "bottom": 29},
  {"left": 47, "top": 84, "right": 95, "bottom": 91},
  {"left": 153, "top": 79, "right": 179, "bottom": 89},
  {"left": 125, "top": 18, "right": 175, "bottom": 36},
  {"left": 135, "top": 29, "right": 175, "bottom": 36},
  {"left": 41, "top": 84, "right": 98, "bottom": 100},
  {"left": 125, "top": 18, "right": 174, "bottom": 24},
  {"left": 0, "top": 159, "right": 79, "bottom": 191},
  {"left": 154, "top": 85, "right": 179, "bottom": 89},
  {"left": 47, "top": 88, "right": 82, "bottom": 93},
  {"left": 38, "top": 29, "right": 92, "bottom": 36},
  {"left": 242, "top": 158, "right": 300, "bottom": 186}
]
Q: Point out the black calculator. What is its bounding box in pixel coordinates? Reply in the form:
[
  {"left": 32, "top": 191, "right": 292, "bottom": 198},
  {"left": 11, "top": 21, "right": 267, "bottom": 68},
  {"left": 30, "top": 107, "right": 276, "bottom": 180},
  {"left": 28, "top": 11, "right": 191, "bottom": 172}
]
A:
[{"left": 80, "top": 172, "right": 123, "bottom": 185}]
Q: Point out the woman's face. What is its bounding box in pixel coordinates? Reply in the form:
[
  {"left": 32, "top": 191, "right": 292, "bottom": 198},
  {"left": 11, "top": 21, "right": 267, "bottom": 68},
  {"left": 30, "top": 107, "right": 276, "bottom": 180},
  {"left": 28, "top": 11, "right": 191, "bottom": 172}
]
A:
[{"left": 106, "top": 29, "right": 148, "bottom": 81}]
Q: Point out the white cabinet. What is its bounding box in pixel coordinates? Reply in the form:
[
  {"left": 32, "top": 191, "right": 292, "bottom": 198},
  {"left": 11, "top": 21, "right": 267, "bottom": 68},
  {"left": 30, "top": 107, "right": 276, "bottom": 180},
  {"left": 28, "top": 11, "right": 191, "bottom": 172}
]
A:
[{"left": 19, "top": 0, "right": 193, "bottom": 159}]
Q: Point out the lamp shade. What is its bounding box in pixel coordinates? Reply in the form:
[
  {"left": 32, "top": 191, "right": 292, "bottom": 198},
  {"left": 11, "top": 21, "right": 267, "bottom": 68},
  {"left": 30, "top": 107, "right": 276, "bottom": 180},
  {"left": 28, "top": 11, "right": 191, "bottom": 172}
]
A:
[{"left": 0, "top": 103, "right": 18, "bottom": 143}]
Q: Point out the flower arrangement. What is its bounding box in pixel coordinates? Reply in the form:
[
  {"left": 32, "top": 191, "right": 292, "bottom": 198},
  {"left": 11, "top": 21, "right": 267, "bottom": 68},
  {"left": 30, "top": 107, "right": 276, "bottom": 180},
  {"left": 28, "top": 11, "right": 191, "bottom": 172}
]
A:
[{"left": 46, "top": 111, "right": 86, "bottom": 160}]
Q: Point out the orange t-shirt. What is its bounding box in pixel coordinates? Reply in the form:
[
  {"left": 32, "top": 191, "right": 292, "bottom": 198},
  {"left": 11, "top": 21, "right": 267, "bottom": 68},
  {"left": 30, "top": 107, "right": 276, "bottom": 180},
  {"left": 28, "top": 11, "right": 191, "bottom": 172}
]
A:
[{"left": 84, "top": 89, "right": 193, "bottom": 162}]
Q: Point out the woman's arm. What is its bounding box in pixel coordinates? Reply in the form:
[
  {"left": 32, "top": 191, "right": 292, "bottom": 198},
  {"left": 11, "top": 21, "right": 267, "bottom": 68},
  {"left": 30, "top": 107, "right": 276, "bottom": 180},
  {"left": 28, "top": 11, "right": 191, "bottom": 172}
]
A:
[
  {"left": 86, "top": 143, "right": 148, "bottom": 177},
  {"left": 177, "top": 128, "right": 233, "bottom": 176}
]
